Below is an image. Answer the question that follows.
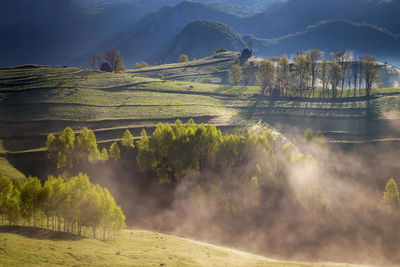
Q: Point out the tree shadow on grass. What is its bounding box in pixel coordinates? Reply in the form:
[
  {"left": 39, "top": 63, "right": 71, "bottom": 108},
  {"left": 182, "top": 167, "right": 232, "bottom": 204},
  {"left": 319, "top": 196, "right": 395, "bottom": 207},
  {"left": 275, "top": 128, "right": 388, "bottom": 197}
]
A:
[{"left": 0, "top": 225, "right": 84, "bottom": 241}]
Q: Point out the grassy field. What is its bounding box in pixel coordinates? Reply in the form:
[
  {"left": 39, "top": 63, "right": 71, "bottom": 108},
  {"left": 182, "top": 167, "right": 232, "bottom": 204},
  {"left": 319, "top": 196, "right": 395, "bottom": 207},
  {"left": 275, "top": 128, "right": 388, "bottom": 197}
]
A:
[
  {"left": 0, "top": 226, "right": 362, "bottom": 267},
  {"left": 0, "top": 156, "right": 26, "bottom": 180},
  {"left": 1, "top": 62, "right": 400, "bottom": 154}
]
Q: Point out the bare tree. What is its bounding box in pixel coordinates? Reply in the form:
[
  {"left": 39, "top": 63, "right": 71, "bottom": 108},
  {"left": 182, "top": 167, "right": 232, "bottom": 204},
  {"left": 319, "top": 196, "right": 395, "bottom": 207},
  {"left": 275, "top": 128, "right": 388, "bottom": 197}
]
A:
[
  {"left": 242, "top": 62, "right": 255, "bottom": 86},
  {"left": 228, "top": 64, "right": 243, "bottom": 85},
  {"left": 89, "top": 54, "right": 96, "bottom": 69},
  {"left": 347, "top": 68, "right": 352, "bottom": 96},
  {"left": 306, "top": 49, "right": 323, "bottom": 97},
  {"left": 293, "top": 54, "right": 311, "bottom": 97},
  {"left": 96, "top": 53, "right": 102, "bottom": 69},
  {"left": 321, "top": 60, "right": 329, "bottom": 97},
  {"left": 104, "top": 49, "right": 118, "bottom": 72},
  {"left": 104, "top": 49, "right": 125, "bottom": 73},
  {"left": 276, "top": 56, "right": 290, "bottom": 96},
  {"left": 256, "top": 60, "right": 275, "bottom": 96},
  {"left": 351, "top": 61, "right": 359, "bottom": 96},
  {"left": 332, "top": 51, "right": 353, "bottom": 96},
  {"left": 362, "top": 54, "right": 379, "bottom": 97},
  {"left": 115, "top": 52, "right": 125, "bottom": 73},
  {"left": 329, "top": 61, "right": 342, "bottom": 99}
]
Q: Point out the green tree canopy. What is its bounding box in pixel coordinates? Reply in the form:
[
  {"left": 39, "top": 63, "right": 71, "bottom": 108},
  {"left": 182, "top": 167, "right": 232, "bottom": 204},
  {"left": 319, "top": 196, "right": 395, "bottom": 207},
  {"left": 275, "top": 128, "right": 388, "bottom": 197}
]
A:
[
  {"left": 383, "top": 178, "right": 400, "bottom": 208},
  {"left": 179, "top": 54, "right": 189, "bottom": 63},
  {"left": 121, "top": 130, "right": 135, "bottom": 149},
  {"left": 109, "top": 142, "right": 121, "bottom": 160}
]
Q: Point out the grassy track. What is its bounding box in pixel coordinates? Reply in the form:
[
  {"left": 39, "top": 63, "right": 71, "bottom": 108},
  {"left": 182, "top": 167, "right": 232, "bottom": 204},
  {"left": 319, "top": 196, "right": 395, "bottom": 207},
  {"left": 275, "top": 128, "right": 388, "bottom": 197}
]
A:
[{"left": 0, "top": 226, "right": 362, "bottom": 267}]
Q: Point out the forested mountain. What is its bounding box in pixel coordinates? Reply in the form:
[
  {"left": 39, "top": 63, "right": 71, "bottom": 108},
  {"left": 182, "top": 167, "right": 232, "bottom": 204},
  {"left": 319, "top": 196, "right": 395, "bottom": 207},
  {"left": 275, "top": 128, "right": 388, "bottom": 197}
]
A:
[
  {"left": 101, "top": 1, "right": 242, "bottom": 66},
  {"left": 240, "top": 0, "right": 400, "bottom": 37},
  {"left": 253, "top": 20, "right": 400, "bottom": 61},
  {"left": 164, "top": 20, "right": 246, "bottom": 62},
  {"left": 0, "top": 0, "right": 149, "bottom": 66},
  {"left": 1, "top": 0, "right": 400, "bottom": 67}
]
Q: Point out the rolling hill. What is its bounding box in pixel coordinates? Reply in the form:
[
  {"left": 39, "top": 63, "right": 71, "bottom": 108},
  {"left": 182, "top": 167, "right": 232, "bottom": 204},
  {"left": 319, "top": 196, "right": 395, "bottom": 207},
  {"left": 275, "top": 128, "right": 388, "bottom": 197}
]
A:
[
  {"left": 0, "top": 55, "right": 400, "bottom": 267},
  {"left": 2, "top": 0, "right": 400, "bottom": 67},
  {"left": 108, "top": 0, "right": 400, "bottom": 66},
  {"left": 241, "top": 0, "right": 400, "bottom": 38},
  {"left": 253, "top": 20, "right": 400, "bottom": 61},
  {"left": 0, "top": 55, "right": 400, "bottom": 161},
  {"left": 0, "top": 226, "right": 361, "bottom": 267},
  {"left": 164, "top": 20, "right": 246, "bottom": 62}
]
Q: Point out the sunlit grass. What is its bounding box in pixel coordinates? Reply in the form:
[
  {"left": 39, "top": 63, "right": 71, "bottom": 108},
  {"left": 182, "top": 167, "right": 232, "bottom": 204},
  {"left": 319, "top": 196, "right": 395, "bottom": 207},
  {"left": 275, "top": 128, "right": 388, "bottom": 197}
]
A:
[
  {"left": 1, "top": 66, "right": 400, "bottom": 151},
  {"left": 0, "top": 157, "right": 26, "bottom": 181},
  {"left": 0, "top": 227, "right": 363, "bottom": 267}
]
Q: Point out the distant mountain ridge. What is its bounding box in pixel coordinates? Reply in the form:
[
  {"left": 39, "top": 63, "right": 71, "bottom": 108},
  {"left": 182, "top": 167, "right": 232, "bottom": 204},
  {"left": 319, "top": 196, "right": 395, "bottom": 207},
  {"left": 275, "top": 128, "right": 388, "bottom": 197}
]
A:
[
  {"left": 163, "top": 19, "right": 400, "bottom": 64},
  {"left": 164, "top": 20, "right": 246, "bottom": 62},
  {"left": 1, "top": 0, "right": 400, "bottom": 67}
]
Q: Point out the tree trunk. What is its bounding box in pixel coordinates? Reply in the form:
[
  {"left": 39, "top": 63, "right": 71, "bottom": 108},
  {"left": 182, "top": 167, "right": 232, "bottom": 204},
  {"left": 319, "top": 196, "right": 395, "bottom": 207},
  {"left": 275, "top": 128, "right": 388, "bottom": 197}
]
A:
[
  {"left": 103, "top": 228, "right": 106, "bottom": 241},
  {"left": 93, "top": 227, "right": 96, "bottom": 239},
  {"left": 47, "top": 216, "right": 49, "bottom": 229},
  {"left": 33, "top": 213, "right": 36, "bottom": 227},
  {"left": 58, "top": 216, "right": 61, "bottom": 232}
]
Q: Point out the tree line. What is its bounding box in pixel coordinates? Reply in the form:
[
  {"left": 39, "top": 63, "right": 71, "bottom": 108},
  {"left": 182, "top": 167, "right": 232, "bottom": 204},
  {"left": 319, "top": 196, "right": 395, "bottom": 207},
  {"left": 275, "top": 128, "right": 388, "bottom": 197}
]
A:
[
  {"left": 0, "top": 173, "right": 125, "bottom": 241},
  {"left": 228, "top": 50, "right": 380, "bottom": 99},
  {"left": 45, "top": 127, "right": 134, "bottom": 169},
  {"left": 136, "top": 119, "right": 275, "bottom": 185},
  {"left": 44, "top": 121, "right": 327, "bottom": 217}
]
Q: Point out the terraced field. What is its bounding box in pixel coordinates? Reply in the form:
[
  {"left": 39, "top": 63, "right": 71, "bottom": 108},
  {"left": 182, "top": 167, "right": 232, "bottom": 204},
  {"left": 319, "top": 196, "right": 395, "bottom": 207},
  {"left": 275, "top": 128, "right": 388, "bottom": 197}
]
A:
[{"left": 1, "top": 64, "right": 400, "bottom": 156}]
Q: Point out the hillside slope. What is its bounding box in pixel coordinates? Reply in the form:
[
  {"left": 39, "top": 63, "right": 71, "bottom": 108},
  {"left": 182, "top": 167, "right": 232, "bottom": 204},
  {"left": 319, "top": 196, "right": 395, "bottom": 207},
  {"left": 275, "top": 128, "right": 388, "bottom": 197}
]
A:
[
  {"left": 164, "top": 20, "right": 246, "bottom": 62},
  {"left": 242, "top": 0, "right": 400, "bottom": 38},
  {"left": 106, "top": 1, "right": 241, "bottom": 66},
  {"left": 1, "top": 63, "right": 400, "bottom": 158},
  {"left": 0, "top": 227, "right": 360, "bottom": 267},
  {"left": 158, "top": 18, "right": 400, "bottom": 64},
  {"left": 133, "top": 51, "right": 400, "bottom": 88},
  {"left": 3, "top": 0, "right": 400, "bottom": 67},
  {"left": 254, "top": 20, "right": 400, "bottom": 61}
]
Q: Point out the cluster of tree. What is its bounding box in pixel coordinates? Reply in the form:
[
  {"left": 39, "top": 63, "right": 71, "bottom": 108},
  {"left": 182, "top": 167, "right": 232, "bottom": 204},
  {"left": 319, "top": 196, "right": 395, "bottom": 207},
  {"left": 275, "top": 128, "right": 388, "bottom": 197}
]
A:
[
  {"left": 45, "top": 123, "right": 326, "bottom": 218},
  {"left": 90, "top": 49, "right": 125, "bottom": 73},
  {"left": 0, "top": 174, "right": 125, "bottom": 241},
  {"left": 178, "top": 54, "right": 189, "bottom": 63},
  {"left": 134, "top": 120, "right": 326, "bottom": 216},
  {"left": 216, "top": 47, "right": 228, "bottom": 54},
  {"left": 136, "top": 119, "right": 275, "bottom": 185},
  {"left": 46, "top": 127, "right": 123, "bottom": 169},
  {"left": 135, "top": 61, "right": 150, "bottom": 69},
  {"left": 228, "top": 50, "right": 380, "bottom": 99}
]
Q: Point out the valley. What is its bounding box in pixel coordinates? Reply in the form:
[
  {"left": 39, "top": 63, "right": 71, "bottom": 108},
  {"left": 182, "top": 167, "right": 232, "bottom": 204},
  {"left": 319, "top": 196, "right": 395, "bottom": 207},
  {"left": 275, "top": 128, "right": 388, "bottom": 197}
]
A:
[{"left": 2, "top": 1, "right": 400, "bottom": 266}]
